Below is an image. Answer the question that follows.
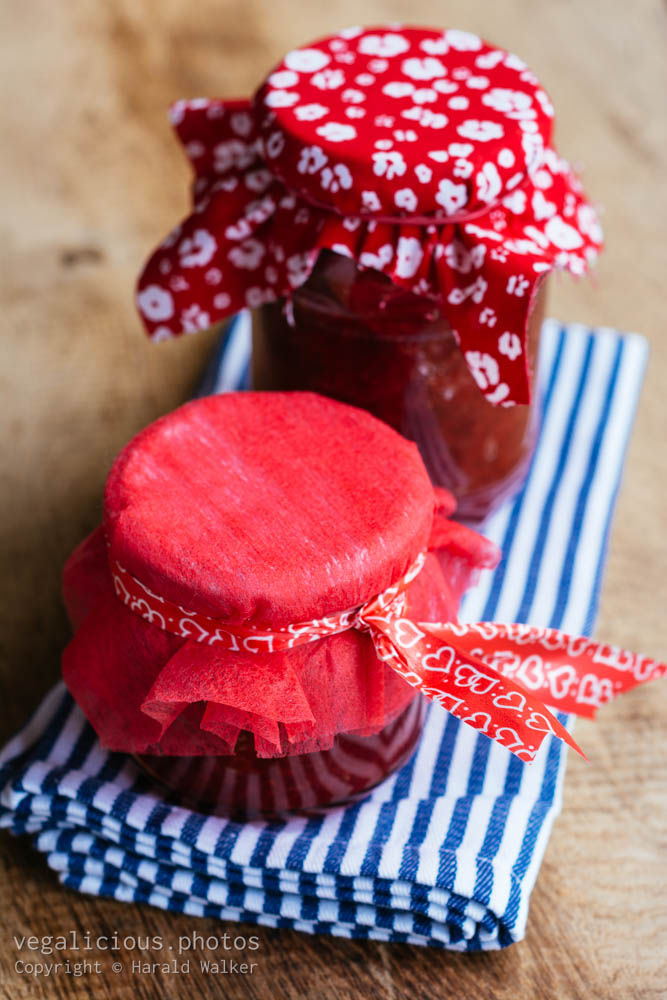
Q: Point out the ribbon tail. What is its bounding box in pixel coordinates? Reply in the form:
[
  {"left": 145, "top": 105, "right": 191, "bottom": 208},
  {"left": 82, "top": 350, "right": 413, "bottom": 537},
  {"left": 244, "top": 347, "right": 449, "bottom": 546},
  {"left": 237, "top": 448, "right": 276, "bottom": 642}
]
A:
[
  {"left": 421, "top": 622, "right": 667, "bottom": 720},
  {"left": 363, "top": 612, "right": 584, "bottom": 763}
]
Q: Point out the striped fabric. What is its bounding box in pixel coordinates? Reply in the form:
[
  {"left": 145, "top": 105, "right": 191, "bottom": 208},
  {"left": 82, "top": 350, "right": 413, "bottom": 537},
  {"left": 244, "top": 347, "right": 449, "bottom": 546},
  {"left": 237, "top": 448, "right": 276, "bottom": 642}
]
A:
[{"left": 0, "top": 319, "right": 647, "bottom": 949}]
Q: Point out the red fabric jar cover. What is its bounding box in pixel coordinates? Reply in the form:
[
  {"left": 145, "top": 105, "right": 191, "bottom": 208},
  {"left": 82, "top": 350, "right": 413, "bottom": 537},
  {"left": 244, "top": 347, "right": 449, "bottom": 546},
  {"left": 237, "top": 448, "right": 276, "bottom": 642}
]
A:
[
  {"left": 62, "top": 392, "right": 666, "bottom": 764},
  {"left": 62, "top": 392, "right": 499, "bottom": 758},
  {"left": 136, "top": 25, "right": 603, "bottom": 406}
]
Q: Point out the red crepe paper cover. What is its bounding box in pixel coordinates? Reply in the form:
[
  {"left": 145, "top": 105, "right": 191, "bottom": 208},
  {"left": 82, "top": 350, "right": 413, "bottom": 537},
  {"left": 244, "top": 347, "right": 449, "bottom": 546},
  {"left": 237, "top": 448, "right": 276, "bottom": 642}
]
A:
[
  {"left": 136, "top": 25, "right": 603, "bottom": 405},
  {"left": 62, "top": 392, "right": 496, "bottom": 758},
  {"left": 62, "top": 392, "right": 666, "bottom": 763}
]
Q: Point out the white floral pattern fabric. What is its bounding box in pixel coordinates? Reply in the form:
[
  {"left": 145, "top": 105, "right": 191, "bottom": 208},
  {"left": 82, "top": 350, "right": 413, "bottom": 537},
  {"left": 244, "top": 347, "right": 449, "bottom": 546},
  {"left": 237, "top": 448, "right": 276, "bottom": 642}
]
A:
[{"left": 137, "top": 28, "right": 603, "bottom": 405}]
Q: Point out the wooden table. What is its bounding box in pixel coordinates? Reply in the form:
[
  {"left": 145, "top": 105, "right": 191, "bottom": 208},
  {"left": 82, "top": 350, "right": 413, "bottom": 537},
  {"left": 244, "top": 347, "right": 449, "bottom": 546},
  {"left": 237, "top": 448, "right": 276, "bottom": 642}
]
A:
[{"left": 2, "top": 1, "right": 666, "bottom": 997}]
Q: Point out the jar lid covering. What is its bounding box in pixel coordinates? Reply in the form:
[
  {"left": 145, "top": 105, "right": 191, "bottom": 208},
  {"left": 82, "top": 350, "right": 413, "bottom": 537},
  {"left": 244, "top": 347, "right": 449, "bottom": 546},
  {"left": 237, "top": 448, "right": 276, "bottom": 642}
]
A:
[
  {"left": 136, "top": 25, "right": 604, "bottom": 406},
  {"left": 104, "top": 392, "right": 435, "bottom": 627},
  {"left": 256, "top": 26, "right": 554, "bottom": 218},
  {"left": 63, "top": 392, "right": 502, "bottom": 758}
]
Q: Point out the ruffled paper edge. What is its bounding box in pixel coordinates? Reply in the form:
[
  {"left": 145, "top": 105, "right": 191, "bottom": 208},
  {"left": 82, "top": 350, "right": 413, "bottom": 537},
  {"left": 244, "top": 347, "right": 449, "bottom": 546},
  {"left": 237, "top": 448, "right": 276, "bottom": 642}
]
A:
[{"left": 61, "top": 514, "right": 500, "bottom": 759}]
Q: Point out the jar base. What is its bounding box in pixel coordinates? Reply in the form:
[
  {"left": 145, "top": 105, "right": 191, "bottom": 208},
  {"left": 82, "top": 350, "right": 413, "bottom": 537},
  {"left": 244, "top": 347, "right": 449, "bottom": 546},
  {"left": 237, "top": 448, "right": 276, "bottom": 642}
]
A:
[{"left": 135, "top": 695, "right": 427, "bottom": 821}]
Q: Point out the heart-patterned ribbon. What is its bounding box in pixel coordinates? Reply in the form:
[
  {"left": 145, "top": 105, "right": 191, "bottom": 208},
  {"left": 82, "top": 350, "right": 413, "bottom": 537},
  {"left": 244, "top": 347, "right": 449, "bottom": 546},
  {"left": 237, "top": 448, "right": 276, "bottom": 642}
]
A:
[{"left": 111, "top": 554, "right": 666, "bottom": 762}]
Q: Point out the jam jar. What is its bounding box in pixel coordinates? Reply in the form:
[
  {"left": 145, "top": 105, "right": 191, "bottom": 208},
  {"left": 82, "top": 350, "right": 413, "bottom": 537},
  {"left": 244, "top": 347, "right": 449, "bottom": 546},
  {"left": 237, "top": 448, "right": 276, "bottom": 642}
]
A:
[
  {"left": 62, "top": 393, "right": 500, "bottom": 821},
  {"left": 252, "top": 251, "right": 546, "bottom": 524},
  {"left": 136, "top": 27, "right": 602, "bottom": 525}
]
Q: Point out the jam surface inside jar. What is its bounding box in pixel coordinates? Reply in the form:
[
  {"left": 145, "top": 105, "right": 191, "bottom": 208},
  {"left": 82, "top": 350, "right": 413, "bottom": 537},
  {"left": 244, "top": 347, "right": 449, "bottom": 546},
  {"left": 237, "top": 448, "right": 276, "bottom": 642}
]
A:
[
  {"left": 253, "top": 251, "right": 546, "bottom": 523},
  {"left": 135, "top": 695, "right": 426, "bottom": 820}
]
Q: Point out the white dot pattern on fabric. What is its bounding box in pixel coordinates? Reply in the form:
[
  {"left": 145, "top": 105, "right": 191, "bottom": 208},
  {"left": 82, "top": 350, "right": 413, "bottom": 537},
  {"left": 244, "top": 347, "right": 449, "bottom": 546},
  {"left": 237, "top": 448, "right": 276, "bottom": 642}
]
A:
[
  {"left": 136, "top": 26, "right": 603, "bottom": 406},
  {"left": 255, "top": 27, "right": 555, "bottom": 218}
]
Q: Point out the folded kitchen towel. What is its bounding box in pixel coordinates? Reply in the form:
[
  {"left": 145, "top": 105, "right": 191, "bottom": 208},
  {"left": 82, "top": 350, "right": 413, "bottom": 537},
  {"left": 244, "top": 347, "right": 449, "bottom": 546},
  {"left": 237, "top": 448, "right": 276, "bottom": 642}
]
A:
[{"left": 0, "top": 318, "right": 647, "bottom": 949}]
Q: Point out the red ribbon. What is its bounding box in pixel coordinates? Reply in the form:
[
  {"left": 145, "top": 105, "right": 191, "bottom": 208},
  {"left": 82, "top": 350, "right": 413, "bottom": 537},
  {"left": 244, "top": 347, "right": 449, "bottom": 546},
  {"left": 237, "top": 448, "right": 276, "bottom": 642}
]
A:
[{"left": 112, "top": 554, "right": 666, "bottom": 763}]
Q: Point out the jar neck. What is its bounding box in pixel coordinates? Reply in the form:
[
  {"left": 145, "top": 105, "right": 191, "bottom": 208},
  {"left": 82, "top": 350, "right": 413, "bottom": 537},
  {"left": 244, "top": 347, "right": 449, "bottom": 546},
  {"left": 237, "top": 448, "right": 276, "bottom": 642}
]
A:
[{"left": 288, "top": 249, "right": 449, "bottom": 342}]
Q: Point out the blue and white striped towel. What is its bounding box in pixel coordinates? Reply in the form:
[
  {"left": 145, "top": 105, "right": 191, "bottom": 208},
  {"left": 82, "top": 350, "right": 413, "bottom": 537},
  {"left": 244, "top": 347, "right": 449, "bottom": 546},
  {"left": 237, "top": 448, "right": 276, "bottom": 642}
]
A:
[{"left": 0, "top": 318, "right": 647, "bottom": 950}]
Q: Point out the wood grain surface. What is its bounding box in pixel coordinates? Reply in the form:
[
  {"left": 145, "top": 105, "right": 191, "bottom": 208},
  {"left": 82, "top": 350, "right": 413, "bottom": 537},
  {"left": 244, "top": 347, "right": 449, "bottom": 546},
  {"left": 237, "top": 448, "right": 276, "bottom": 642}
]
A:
[{"left": 1, "top": 1, "right": 666, "bottom": 997}]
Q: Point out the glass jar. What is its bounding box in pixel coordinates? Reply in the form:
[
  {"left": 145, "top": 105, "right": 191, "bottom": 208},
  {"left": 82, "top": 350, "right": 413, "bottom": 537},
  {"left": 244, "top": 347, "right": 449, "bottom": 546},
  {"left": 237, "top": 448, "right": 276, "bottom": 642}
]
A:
[
  {"left": 137, "top": 28, "right": 602, "bottom": 526},
  {"left": 253, "top": 250, "right": 546, "bottom": 524},
  {"left": 135, "top": 695, "right": 426, "bottom": 820},
  {"left": 64, "top": 394, "right": 500, "bottom": 824}
]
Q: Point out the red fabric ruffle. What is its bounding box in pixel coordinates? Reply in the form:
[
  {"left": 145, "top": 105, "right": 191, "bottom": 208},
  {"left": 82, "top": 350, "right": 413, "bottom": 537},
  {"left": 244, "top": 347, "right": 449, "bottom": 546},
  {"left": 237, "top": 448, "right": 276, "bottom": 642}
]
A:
[{"left": 137, "top": 90, "right": 601, "bottom": 405}]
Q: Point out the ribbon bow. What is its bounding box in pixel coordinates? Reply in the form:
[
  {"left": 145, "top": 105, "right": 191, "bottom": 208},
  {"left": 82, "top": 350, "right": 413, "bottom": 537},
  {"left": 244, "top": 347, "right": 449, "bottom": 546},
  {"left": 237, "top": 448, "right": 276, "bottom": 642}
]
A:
[{"left": 112, "top": 553, "right": 665, "bottom": 763}]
